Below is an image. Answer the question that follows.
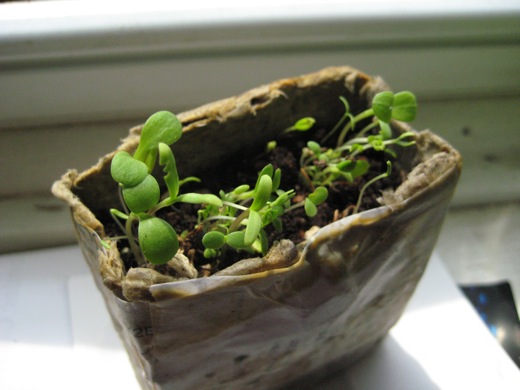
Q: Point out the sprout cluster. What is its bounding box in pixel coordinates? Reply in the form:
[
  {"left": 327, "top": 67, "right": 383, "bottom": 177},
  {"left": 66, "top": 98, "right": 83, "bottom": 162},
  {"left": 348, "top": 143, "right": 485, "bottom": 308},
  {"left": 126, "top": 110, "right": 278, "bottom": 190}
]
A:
[
  {"left": 109, "top": 90, "right": 418, "bottom": 267},
  {"left": 199, "top": 164, "right": 327, "bottom": 259},
  {"left": 292, "top": 91, "right": 417, "bottom": 213}
]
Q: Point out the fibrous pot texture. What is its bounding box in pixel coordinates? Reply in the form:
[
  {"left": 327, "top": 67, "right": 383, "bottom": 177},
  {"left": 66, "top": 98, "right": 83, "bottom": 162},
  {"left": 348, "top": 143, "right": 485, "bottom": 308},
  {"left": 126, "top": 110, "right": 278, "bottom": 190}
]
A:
[{"left": 53, "top": 66, "right": 461, "bottom": 389}]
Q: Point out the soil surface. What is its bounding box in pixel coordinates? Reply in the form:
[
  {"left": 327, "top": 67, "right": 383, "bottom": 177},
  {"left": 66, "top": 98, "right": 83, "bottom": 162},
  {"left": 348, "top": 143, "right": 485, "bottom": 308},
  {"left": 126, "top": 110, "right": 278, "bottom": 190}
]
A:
[{"left": 112, "top": 124, "right": 410, "bottom": 276}]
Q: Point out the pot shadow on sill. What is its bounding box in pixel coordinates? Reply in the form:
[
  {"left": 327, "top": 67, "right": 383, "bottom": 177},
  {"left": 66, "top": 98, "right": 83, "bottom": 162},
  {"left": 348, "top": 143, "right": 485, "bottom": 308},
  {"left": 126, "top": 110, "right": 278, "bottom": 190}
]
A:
[{"left": 283, "top": 335, "right": 439, "bottom": 390}]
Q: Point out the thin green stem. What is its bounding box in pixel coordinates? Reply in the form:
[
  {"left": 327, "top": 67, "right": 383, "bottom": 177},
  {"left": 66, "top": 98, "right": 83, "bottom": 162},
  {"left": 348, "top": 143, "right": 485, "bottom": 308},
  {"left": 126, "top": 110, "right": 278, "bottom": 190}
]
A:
[
  {"left": 201, "top": 215, "right": 236, "bottom": 223},
  {"left": 337, "top": 109, "right": 374, "bottom": 147},
  {"left": 355, "top": 120, "right": 379, "bottom": 138},
  {"left": 125, "top": 214, "right": 145, "bottom": 266},
  {"left": 222, "top": 200, "right": 248, "bottom": 211},
  {"left": 353, "top": 162, "right": 391, "bottom": 214},
  {"left": 321, "top": 113, "right": 349, "bottom": 144},
  {"left": 229, "top": 209, "right": 250, "bottom": 233}
]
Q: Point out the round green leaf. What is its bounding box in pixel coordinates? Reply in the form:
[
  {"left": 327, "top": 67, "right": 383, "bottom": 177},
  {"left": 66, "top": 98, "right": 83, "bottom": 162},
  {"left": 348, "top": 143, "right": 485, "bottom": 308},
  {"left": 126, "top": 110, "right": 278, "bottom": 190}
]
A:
[
  {"left": 351, "top": 160, "right": 370, "bottom": 178},
  {"left": 138, "top": 217, "right": 178, "bottom": 264},
  {"left": 133, "top": 111, "right": 183, "bottom": 163},
  {"left": 226, "top": 231, "right": 248, "bottom": 249},
  {"left": 307, "top": 141, "right": 322, "bottom": 156},
  {"left": 204, "top": 248, "right": 218, "bottom": 259},
  {"left": 202, "top": 231, "right": 226, "bottom": 249},
  {"left": 111, "top": 151, "right": 148, "bottom": 187},
  {"left": 122, "top": 174, "right": 160, "bottom": 213},
  {"left": 142, "top": 111, "right": 182, "bottom": 147},
  {"left": 308, "top": 186, "right": 328, "bottom": 206},
  {"left": 372, "top": 91, "right": 394, "bottom": 123},
  {"left": 304, "top": 198, "right": 318, "bottom": 217},
  {"left": 392, "top": 91, "right": 417, "bottom": 122}
]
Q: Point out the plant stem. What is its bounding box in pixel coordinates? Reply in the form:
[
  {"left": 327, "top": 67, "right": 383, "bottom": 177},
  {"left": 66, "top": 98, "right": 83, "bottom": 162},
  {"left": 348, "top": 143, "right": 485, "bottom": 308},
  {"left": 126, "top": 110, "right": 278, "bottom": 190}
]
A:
[
  {"left": 229, "top": 209, "right": 250, "bottom": 233},
  {"left": 337, "top": 109, "right": 374, "bottom": 147},
  {"left": 353, "top": 162, "right": 391, "bottom": 214},
  {"left": 126, "top": 214, "right": 145, "bottom": 266}
]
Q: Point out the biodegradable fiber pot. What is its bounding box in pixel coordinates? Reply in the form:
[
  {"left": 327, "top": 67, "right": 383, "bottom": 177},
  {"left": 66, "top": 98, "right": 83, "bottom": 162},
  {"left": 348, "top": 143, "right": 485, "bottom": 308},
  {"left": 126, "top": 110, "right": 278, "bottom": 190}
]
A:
[{"left": 53, "top": 66, "right": 462, "bottom": 389}]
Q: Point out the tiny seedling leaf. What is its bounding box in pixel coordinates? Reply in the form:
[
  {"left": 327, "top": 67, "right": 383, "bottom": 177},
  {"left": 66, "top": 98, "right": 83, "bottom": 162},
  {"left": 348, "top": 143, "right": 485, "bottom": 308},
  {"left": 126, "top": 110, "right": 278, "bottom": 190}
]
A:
[
  {"left": 226, "top": 231, "right": 248, "bottom": 249},
  {"left": 204, "top": 248, "right": 217, "bottom": 258},
  {"left": 392, "top": 91, "right": 417, "bottom": 122},
  {"left": 138, "top": 216, "right": 178, "bottom": 264},
  {"left": 308, "top": 186, "right": 328, "bottom": 206},
  {"left": 122, "top": 174, "right": 160, "bottom": 213},
  {"left": 202, "top": 231, "right": 226, "bottom": 249},
  {"left": 286, "top": 117, "right": 316, "bottom": 132},
  {"left": 233, "top": 184, "right": 250, "bottom": 195},
  {"left": 304, "top": 198, "right": 318, "bottom": 217},
  {"left": 351, "top": 159, "right": 370, "bottom": 178},
  {"left": 372, "top": 91, "right": 394, "bottom": 123},
  {"left": 111, "top": 151, "right": 148, "bottom": 187},
  {"left": 307, "top": 141, "right": 322, "bottom": 156},
  {"left": 133, "top": 111, "right": 183, "bottom": 168}
]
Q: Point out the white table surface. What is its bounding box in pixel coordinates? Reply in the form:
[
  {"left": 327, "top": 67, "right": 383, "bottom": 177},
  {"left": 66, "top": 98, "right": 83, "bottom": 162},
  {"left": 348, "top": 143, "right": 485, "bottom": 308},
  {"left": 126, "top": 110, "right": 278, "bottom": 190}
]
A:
[{"left": 1, "top": 245, "right": 519, "bottom": 389}]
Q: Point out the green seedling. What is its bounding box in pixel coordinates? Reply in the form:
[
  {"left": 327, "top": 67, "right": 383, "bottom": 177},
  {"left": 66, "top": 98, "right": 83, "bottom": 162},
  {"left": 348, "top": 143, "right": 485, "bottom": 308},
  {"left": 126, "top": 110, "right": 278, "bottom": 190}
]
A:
[
  {"left": 110, "top": 111, "right": 222, "bottom": 265},
  {"left": 287, "top": 91, "right": 417, "bottom": 211},
  {"left": 353, "top": 161, "right": 392, "bottom": 214},
  {"left": 198, "top": 163, "right": 328, "bottom": 259},
  {"left": 330, "top": 90, "right": 417, "bottom": 147}
]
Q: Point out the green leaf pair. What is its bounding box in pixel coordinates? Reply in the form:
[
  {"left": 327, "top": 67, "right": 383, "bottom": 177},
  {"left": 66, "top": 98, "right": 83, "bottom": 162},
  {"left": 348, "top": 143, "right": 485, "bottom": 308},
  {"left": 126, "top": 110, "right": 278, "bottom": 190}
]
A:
[
  {"left": 304, "top": 186, "right": 328, "bottom": 217},
  {"left": 111, "top": 151, "right": 160, "bottom": 214},
  {"left": 372, "top": 91, "right": 417, "bottom": 123}
]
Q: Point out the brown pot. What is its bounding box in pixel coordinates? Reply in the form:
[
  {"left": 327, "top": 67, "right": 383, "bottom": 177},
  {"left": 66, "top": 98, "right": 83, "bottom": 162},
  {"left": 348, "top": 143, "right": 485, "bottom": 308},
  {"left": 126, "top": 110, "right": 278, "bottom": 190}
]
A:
[{"left": 52, "top": 66, "right": 461, "bottom": 389}]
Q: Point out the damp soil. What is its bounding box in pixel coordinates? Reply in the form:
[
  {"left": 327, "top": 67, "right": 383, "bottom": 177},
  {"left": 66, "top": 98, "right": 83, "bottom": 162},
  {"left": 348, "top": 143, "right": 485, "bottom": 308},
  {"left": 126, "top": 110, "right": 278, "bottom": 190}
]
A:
[{"left": 111, "top": 125, "right": 410, "bottom": 277}]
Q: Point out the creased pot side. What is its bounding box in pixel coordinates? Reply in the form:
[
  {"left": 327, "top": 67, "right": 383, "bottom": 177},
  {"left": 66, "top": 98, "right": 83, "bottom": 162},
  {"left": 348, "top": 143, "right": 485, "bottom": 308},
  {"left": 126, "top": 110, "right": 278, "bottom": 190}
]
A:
[{"left": 52, "top": 66, "right": 461, "bottom": 390}]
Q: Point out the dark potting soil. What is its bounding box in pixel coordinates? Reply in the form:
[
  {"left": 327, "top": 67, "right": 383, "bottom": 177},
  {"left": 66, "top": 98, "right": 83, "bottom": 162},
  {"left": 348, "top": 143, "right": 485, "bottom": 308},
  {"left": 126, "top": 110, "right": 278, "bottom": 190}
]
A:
[{"left": 111, "top": 125, "right": 410, "bottom": 276}]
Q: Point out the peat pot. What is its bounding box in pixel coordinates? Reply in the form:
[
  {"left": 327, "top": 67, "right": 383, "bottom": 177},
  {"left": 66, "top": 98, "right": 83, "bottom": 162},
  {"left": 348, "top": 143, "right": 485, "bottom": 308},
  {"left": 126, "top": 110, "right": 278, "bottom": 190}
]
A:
[{"left": 53, "top": 66, "right": 462, "bottom": 389}]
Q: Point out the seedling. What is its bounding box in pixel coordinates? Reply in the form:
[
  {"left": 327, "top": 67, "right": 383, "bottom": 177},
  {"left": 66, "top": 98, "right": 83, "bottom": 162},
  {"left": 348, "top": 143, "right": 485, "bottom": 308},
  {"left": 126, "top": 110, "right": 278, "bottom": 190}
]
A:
[
  {"left": 289, "top": 90, "right": 417, "bottom": 210},
  {"left": 198, "top": 164, "right": 327, "bottom": 259},
  {"left": 110, "top": 111, "right": 222, "bottom": 265}
]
